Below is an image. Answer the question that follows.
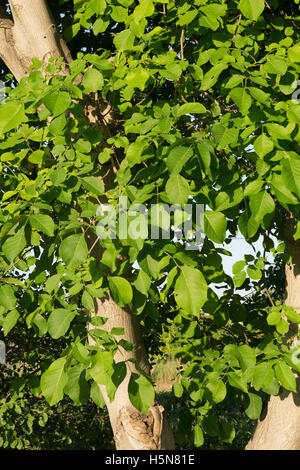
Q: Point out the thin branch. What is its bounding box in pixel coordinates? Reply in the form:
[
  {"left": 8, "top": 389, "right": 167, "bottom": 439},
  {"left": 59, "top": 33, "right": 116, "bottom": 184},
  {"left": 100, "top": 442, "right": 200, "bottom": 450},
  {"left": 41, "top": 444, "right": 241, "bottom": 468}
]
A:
[
  {"left": 180, "top": 28, "right": 185, "bottom": 60},
  {"left": 88, "top": 236, "right": 100, "bottom": 257},
  {"left": 0, "top": 247, "right": 32, "bottom": 281},
  {"left": 135, "top": 77, "right": 158, "bottom": 106},
  {"left": 233, "top": 14, "right": 242, "bottom": 43},
  {"left": 264, "top": 287, "right": 275, "bottom": 307}
]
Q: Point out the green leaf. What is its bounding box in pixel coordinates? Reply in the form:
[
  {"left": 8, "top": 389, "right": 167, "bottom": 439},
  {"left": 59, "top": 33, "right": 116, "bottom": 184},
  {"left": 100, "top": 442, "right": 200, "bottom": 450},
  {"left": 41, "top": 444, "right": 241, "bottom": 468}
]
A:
[
  {"left": 232, "top": 260, "right": 246, "bottom": 274},
  {"left": 247, "top": 265, "right": 262, "bottom": 280},
  {"left": 263, "top": 56, "right": 287, "bottom": 76},
  {"left": 245, "top": 393, "right": 262, "bottom": 420},
  {"left": 0, "top": 102, "right": 25, "bottom": 134},
  {"left": 133, "top": 0, "right": 154, "bottom": 22},
  {"left": 109, "top": 276, "right": 133, "bottom": 307},
  {"left": 64, "top": 364, "right": 89, "bottom": 405},
  {"left": 44, "top": 91, "right": 71, "bottom": 117},
  {"left": 219, "top": 421, "right": 235, "bottom": 444},
  {"left": 126, "top": 139, "right": 145, "bottom": 167},
  {"left": 2, "top": 228, "right": 26, "bottom": 263},
  {"left": 83, "top": 68, "right": 104, "bottom": 92},
  {"left": 173, "top": 381, "right": 183, "bottom": 398},
  {"left": 267, "top": 308, "right": 281, "bottom": 325},
  {"left": 248, "top": 87, "right": 270, "bottom": 104},
  {"left": 133, "top": 270, "right": 151, "bottom": 296},
  {"left": 253, "top": 362, "right": 274, "bottom": 391},
  {"left": 254, "top": 133, "right": 274, "bottom": 158},
  {"left": 276, "top": 318, "right": 289, "bottom": 335},
  {"left": 274, "top": 361, "right": 297, "bottom": 392},
  {"left": 239, "top": 0, "right": 264, "bottom": 21},
  {"left": 0, "top": 285, "right": 16, "bottom": 311},
  {"left": 30, "top": 214, "right": 55, "bottom": 237},
  {"left": 125, "top": 68, "right": 150, "bottom": 91},
  {"left": 228, "top": 372, "right": 248, "bottom": 393},
  {"left": 59, "top": 234, "right": 88, "bottom": 267},
  {"left": 249, "top": 191, "right": 275, "bottom": 223},
  {"left": 212, "top": 124, "right": 239, "bottom": 149},
  {"left": 193, "top": 424, "right": 204, "bottom": 447},
  {"left": 90, "top": 381, "right": 106, "bottom": 408},
  {"left": 201, "top": 63, "right": 227, "bottom": 91},
  {"left": 271, "top": 174, "right": 299, "bottom": 205},
  {"left": 48, "top": 309, "right": 76, "bottom": 339},
  {"left": 128, "top": 373, "right": 155, "bottom": 415},
  {"left": 230, "top": 88, "right": 252, "bottom": 115},
  {"left": 165, "top": 174, "right": 190, "bottom": 206},
  {"left": 284, "top": 306, "right": 300, "bottom": 324},
  {"left": 285, "top": 347, "right": 300, "bottom": 374},
  {"left": 203, "top": 211, "right": 227, "bottom": 244},
  {"left": 177, "top": 103, "right": 207, "bottom": 117},
  {"left": 174, "top": 266, "right": 208, "bottom": 316},
  {"left": 40, "top": 357, "right": 68, "bottom": 406},
  {"left": 3, "top": 309, "right": 19, "bottom": 335},
  {"left": 237, "top": 345, "right": 256, "bottom": 371},
  {"left": 28, "top": 150, "right": 44, "bottom": 164},
  {"left": 166, "top": 146, "right": 193, "bottom": 175},
  {"left": 74, "top": 139, "right": 92, "bottom": 154},
  {"left": 72, "top": 342, "right": 90, "bottom": 365},
  {"left": 281, "top": 157, "right": 300, "bottom": 199},
  {"left": 233, "top": 270, "right": 246, "bottom": 288},
  {"left": 288, "top": 44, "right": 300, "bottom": 62},
  {"left": 50, "top": 167, "right": 67, "bottom": 185},
  {"left": 113, "top": 29, "right": 135, "bottom": 51},
  {"left": 206, "top": 380, "right": 226, "bottom": 404},
  {"left": 80, "top": 176, "right": 104, "bottom": 195}
]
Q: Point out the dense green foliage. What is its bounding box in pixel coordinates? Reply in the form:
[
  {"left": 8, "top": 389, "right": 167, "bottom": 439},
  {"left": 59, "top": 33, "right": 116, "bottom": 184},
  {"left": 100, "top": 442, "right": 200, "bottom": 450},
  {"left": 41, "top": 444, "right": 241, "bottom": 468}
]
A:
[{"left": 1, "top": 0, "right": 300, "bottom": 448}]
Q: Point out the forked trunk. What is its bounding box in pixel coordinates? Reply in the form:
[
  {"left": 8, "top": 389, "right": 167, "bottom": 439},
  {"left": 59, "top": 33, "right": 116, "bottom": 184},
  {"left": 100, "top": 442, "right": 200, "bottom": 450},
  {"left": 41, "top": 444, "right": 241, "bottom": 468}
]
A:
[
  {"left": 0, "top": 0, "right": 175, "bottom": 450},
  {"left": 246, "top": 221, "right": 300, "bottom": 450}
]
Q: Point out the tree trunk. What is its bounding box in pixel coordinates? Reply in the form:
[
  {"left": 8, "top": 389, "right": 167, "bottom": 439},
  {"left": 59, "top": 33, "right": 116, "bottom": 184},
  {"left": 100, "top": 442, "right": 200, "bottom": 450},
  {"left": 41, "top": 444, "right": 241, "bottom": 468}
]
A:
[
  {"left": 246, "top": 221, "right": 300, "bottom": 450},
  {"left": 0, "top": 0, "right": 72, "bottom": 82},
  {"left": 89, "top": 296, "right": 175, "bottom": 450},
  {"left": 0, "top": 0, "right": 175, "bottom": 450}
]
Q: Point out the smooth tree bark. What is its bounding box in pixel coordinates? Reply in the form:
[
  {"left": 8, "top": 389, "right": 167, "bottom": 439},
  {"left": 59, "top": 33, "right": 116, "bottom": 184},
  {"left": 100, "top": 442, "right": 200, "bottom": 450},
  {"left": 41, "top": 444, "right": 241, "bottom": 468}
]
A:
[
  {"left": 0, "top": 0, "right": 175, "bottom": 450},
  {"left": 246, "top": 220, "right": 300, "bottom": 450}
]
